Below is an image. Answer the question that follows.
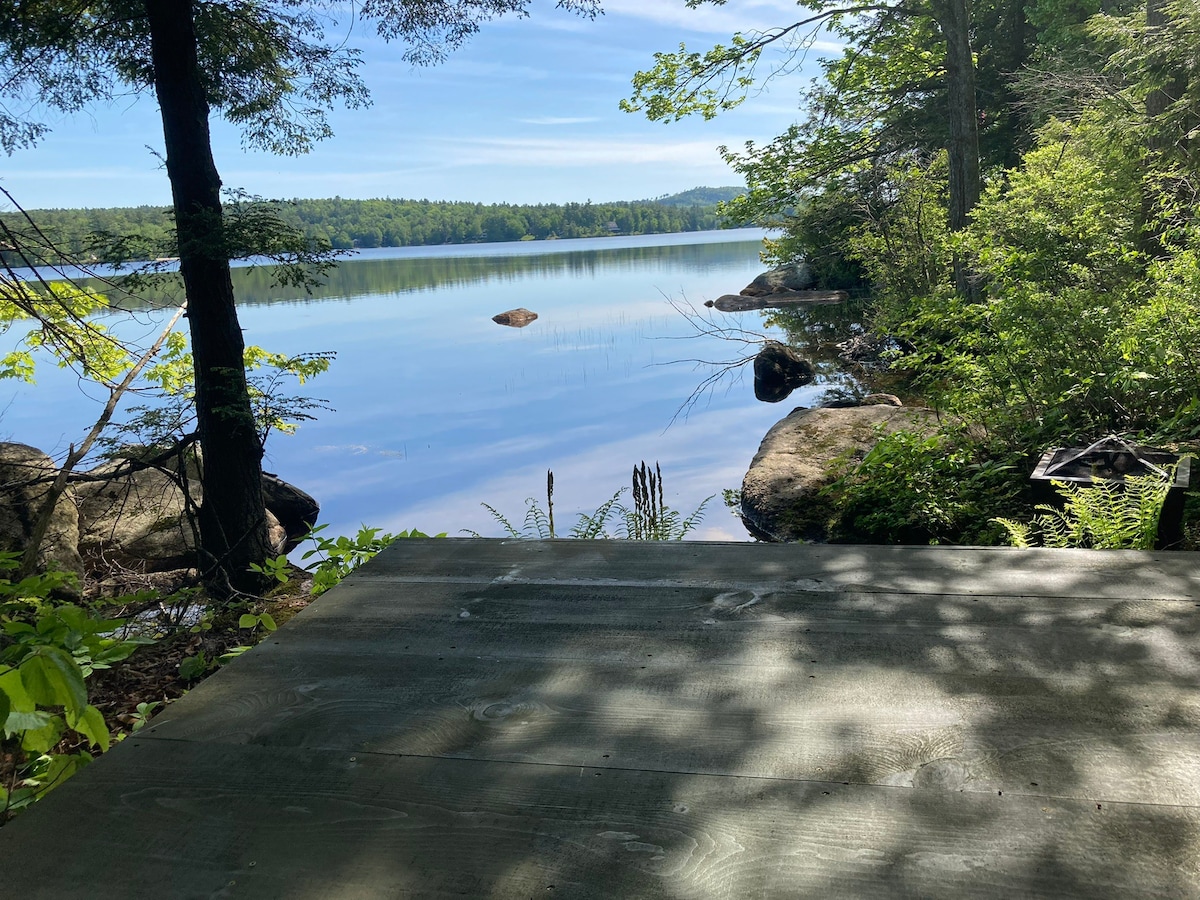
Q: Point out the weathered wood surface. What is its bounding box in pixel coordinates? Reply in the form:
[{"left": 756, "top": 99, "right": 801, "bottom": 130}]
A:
[{"left": 4, "top": 539, "right": 1200, "bottom": 898}]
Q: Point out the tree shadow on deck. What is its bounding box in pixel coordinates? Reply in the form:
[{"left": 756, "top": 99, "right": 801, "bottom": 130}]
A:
[{"left": 4, "top": 539, "right": 1199, "bottom": 897}]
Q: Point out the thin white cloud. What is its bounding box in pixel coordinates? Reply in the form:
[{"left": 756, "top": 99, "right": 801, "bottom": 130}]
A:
[
  {"left": 443, "top": 135, "right": 735, "bottom": 168},
  {"left": 602, "top": 0, "right": 804, "bottom": 36},
  {"left": 597, "top": 0, "right": 845, "bottom": 59},
  {"left": 518, "top": 116, "right": 603, "bottom": 126}
]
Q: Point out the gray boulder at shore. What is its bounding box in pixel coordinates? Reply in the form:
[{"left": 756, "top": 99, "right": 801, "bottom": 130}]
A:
[
  {"left": 0, "top": 441, "right": 317, "bottom": 585},
  {"left": 741, "top": 263, "right": 814, "bottom": 297},
  {"left": 740, "top": 403, "right": 939, "bottom": 543},
  {"left": 0, "top": 443, "right": 84, "bottom": 577}
]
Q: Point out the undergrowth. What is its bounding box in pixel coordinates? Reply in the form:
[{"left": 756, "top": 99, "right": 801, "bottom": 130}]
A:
[{"left": 471, "top": 462, "right": 712, "bottom": 540}]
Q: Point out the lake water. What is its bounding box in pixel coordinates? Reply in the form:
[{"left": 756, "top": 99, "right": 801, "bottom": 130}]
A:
[{"left": 2, "top": 229, "right": 845, "bottom": 542}]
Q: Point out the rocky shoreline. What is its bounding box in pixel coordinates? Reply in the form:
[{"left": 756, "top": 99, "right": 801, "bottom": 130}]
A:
[
  {"left": 0, "top": 443, "right": 317, "bottom": 594},
  {"left": 727, "top": 264, "right": 936, "bottom": 543},
  {"left": 739, "top": 402, "right": 939, "bottom": 543}
]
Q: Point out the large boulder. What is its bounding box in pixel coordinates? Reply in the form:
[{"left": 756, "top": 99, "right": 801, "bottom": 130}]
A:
[
  {"left": 741, "top": 263, "right": 814, "bottom": 297},
  {"left": 76, "top": 457, "right": 204, "bottom": 571},
  {"left": 740, "top": 404, "right": 940, "bottom": 542},
  {"left": 76, "top": 454, "right": 314, "bottom": 573},
  {"left": 262, "top": 472, "right": 320, "bottom": 544},
  {"left": 753, "top": 341, "right": 816, "bottom": 403},
  {"left": 0, "top": 443, "right": 84, "bottom": 578}
]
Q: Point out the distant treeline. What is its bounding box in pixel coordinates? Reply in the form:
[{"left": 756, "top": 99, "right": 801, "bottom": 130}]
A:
[{"left": 2, "top": 188, "right": 744, "bottom": 265}]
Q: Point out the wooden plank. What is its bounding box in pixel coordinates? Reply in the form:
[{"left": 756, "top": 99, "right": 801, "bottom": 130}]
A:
[
  {"left": 284, "top": 581, "right": 1200, "bottom": 682},
  {"left": 211, "top": 614, "right": 1200, "bottom": 683},
  {"left": 304, "top": 579, "right": 1200, "bottom": 631},
  {"left": 3, "top": 739, "right": 1197, "bottom": 899},
  {"left": 4, "top": 539, "right": 1199, "bottom": 897},
  {"left": 136, "top": 645, "right": 1200, "bottom": 806},
  {"left": 352, "top": 539, "right": 1200, "bottom": 601}
]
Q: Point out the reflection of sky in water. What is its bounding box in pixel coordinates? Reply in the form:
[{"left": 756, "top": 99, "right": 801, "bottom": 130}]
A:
[{"left": 0, "top": 229, "right": 833, "bottom": 541}]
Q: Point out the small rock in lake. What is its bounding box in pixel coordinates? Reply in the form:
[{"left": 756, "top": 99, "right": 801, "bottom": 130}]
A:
[
  {"left": 753, "top": 341, "right": 816, "bottom": 403},
  {"left": 492, "top": 308, "right": 538, "bottom": 328}
]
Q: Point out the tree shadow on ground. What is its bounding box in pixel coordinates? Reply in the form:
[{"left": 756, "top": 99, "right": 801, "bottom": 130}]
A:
[{"left": 3, "top": 539, "right": 1199, "bottom": 897}]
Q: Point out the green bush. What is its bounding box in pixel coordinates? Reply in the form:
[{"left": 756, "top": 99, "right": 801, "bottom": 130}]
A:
[
  {"left": 824, "top": 428, "right": 1021, "bottom": 545},
  {"left": 0, "top": 555, "right": 152, "bottom": 819},
  {"left": 300, "top": 525, "right": 442, "bottom": 595}
]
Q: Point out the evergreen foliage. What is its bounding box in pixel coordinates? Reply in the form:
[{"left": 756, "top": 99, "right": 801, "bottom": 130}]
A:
[{"left": 1, "top": 195, "right": 729, "bottom": 266}]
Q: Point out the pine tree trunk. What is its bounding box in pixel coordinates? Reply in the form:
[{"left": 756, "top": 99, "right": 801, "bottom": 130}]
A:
[
  {"left": 146, "top": 0, "right": 271, "bottom": 593},
  {"left": 934, "top": 0, "right": 982, "bottom": 294}
]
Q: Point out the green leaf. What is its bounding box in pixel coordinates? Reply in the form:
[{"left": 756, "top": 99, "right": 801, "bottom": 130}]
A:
[
  {"left": 19, "top": 715, "right": 65, "bottom": 754},
  {"left": 238, "top": 613, "right": 259, "bottom": 629},
  {"left": 4, "top": 709, "right": 54, "bottom": 734},
  {"left": 217, "top": 646, "right": 251, "bottom": 664},
  {"left": 178, "top": 654, "right": 208, "bottom": 680},
  {"left": 259, "top": 613, "right": 277, "bottom": 632},
  {"left": 24, "top": 752, "right": 92, "bottom": 800},
  {"left": 20, "top": 648, "right": 87, "bottom": 713},
  {"left": 0, "top": 667, "right": 32, "bottom": 712},
  {"left": 68, "top": 704, "right": 110, "bottom": 751},
  {"left": 0, "top": 685, "right": 9, "bottom": 726}
]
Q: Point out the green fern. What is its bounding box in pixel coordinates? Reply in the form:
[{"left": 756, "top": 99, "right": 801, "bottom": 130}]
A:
[
  {"left": 993, "top": 470, "right": 1173, "bottom": 550},
  {"left": 471, "top": 462, "right": 710, "bottom": 541},
  {"left": 569, "top": 490, "right": 625, "bottom": 539}
]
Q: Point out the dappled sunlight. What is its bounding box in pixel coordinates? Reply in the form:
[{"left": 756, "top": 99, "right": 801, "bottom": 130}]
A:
[{"left": 7, "top": 541, "right": 1200, "bottom": 896}]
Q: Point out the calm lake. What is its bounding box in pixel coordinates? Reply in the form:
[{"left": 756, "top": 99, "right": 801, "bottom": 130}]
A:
[{"left": 4, "top": 229, "right": 846, "bottom": 542}]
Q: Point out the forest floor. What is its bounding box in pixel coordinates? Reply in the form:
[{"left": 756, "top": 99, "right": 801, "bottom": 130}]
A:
[{"left": 1, "top": 568, "right": 316, "bottom": 822}]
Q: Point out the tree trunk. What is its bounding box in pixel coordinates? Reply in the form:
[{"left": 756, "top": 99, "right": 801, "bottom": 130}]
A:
[
  {"left": 1145, "top": 0, "right": 1184, "bottom": 122},
  {"left": 1141, "top": 0, "right": 1189, "bottom": 255},
  {"left": 933, "top": 0, "right": 982, "bottom": 294},
  {"left": 146, "top": 0, "right": 271, "bottom": 594}
]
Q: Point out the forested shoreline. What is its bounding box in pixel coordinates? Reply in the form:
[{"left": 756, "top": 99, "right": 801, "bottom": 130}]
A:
[{"left": 1, "top": 188, "right": 739, "bottom": 265}]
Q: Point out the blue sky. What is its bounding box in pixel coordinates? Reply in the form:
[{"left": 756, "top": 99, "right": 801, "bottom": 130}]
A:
[{"left": 1, "top": 0, "right": 836, "bottom": 210}]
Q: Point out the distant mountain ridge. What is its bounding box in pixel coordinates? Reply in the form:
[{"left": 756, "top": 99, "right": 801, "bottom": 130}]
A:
[{"left": 651, "top": 186, "right": 745, "bottom": 206}]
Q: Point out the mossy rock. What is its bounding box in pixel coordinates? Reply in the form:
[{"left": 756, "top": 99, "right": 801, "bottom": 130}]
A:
[{"left": 740, "top": 404, "right": 940, "bottom": 542}]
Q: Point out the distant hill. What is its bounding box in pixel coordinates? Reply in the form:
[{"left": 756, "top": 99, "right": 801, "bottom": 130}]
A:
[{"left": 651, "top": 186, "right": 745, "bottom": 207}]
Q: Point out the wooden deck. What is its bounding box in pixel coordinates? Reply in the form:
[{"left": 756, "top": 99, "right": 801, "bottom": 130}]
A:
[{"left": 4, "top": 539, "right": 1200, "bottom": 897}]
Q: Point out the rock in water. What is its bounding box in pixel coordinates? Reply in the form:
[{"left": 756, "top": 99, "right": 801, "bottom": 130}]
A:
[
  {"left": 753, "top": 341, "right": 816, "bottom": 403},
  {"left": 262, "top": 472, "right": 320, "bottom": 547},
  {"left": 739, "top": 405, "right": 939, "bottom": 542},
  {"left": 712, "top": 290, "right": 848, "bottom": 312},
  {"left": 741, "top": 263, "right": 814, "bottom": 297},
  {"left": 492, "top": 308, "right": 538, "bottom": 327}
]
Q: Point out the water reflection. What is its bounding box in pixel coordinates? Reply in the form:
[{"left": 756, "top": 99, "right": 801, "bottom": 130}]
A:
[
  {"left": 1, "top": 230, "right": 861, "bottom": 543},
  {"left": 43, "top": 229, "right": 767, "bottom": 310}
]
